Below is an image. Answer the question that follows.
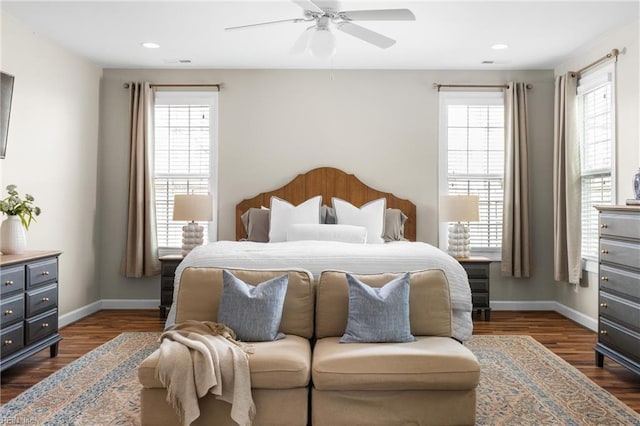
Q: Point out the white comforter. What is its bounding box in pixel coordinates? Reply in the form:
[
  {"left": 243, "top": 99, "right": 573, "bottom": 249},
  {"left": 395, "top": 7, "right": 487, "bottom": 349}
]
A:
[{"left": 165, "top": 240, "right": 473, "bottom": 342}]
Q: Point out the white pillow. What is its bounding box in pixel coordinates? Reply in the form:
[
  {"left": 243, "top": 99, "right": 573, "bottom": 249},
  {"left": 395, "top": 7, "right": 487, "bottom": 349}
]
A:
[
  {"left": 332, "top": 198, "right": 386, "bottom": 244},
  {"left": 286, "top": 224, "right": 368, "bottom": 244},
  {"left": 268, "top": 196, "right": 322, "bottom": 242}
]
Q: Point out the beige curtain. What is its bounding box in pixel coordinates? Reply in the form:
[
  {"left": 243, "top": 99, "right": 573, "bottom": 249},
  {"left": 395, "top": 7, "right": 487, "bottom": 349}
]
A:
[
  {"left": 553, "top": 74, "right": 581, "bottom": 284},
  {"left": 121, "top": 82, "right": 161, "bottom": 278},
  {"left": 502, "top": 82, "right": 531, "bottom": 277}
]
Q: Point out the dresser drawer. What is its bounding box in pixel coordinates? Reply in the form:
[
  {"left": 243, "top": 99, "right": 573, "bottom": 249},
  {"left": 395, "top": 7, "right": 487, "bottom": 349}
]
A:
[
  {"left": 26, "top": 283, "right": 58, "bottom": 317},
  {"left": 26, "top": 309, "right": 58, "bottom": 345},
  {"left": 472, "top": 292, "right": 489, "bottom": 308},
  {"left": 1, "top": 322, "right": 24, "bottom": 358},
  {"left": 0, "top": 266, "right": 25, "bottom": 297},
  {"left": 599, "top": 318, "right": 640, "bottom": 363},
  {"left": 600, "top": 212, "right": 640, "bottom": 240},
  {"left": 469, "top": 278, "right": 489, "bottom": 292},
  {"left": 599, "top": 292, "right": 640, "bottom": 332},
  {"left": 599, "top": 265, "right": 640, "bottom": 301},
  {"left": 462, "top": 264, "right": 489, "bottom": 279},
  {"left": 27, "top": 258, "right": 58, "bottom": 288},
  {"left": 0, "top": 294, "right": 25, "bottom": 328},
  {"left": 600, "top": 239, "right": 640, "bottom": 270}
]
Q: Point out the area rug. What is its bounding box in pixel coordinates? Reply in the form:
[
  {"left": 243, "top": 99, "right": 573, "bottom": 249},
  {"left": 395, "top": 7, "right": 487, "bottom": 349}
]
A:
[{"left": 1, "top": 333, "right": 639, "bottom": 425}]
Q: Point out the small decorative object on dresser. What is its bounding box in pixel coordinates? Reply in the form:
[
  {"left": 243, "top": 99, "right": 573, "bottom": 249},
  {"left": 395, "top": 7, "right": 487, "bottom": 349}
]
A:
[
  {"left": 0, "top": 250, "right": 61, "bottom": 371},
  {"left": 594, "top": 205, "right": 640, "bottom": 376},
  {"left": 633, "top": 167, "right": 640, "bottom": 200},
  {"left": 159, "top": 255, "right": 182, "bottom": 319},
  {"left": 458, "top": 256, "right": 492, "bottom": 321},
  {"left": 172, "top": 194, "right": 213, "bottom": 256},
  {"left": 0, "top": 185, "right": 41, "bottom": 255},
  {"left": 440, "top": 195, "right": 479, "bottom": 258}
]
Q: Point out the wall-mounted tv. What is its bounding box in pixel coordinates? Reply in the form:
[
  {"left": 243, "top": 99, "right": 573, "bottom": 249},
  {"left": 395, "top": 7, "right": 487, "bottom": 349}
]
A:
[{"left": 0, "top": 72, "right": 15, "bottom": 159}]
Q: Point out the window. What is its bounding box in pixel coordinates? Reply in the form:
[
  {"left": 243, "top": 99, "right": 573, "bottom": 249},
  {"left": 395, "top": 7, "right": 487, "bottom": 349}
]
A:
[
  {"left": 439, "top": 92, "right": 505, "bottom": 255},
  {"left": 578, "top": 64, "right": 615, "bottom": 260},
  {"left": 154, "top": 91, "right": 218, "bottom": 250}
]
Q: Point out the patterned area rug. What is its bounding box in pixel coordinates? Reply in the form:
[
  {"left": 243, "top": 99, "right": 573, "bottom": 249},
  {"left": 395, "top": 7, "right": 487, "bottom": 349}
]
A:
[{"left": 1, "top": 333, "right": 638, "bottom": 425}]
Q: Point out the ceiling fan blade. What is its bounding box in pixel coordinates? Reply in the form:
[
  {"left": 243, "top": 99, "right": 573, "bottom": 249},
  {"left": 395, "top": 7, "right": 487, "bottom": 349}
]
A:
[
  {"left": 336, "top": 22, "right": 396, "bottom": 49},
  {"left": 291, "top": 0, "right": 324, "bottom": 14},
  {"left": 225, "top": 18, "right": 304, "bottom": 31},
  {"left": 312, "top": 0, "right": 341, "bottom": 12},
  {"left": 340, "top": 9, "right": 415, "bottom": 21},
  {"left": 290, "top": 26, "right": 315, "bottom": 54}
]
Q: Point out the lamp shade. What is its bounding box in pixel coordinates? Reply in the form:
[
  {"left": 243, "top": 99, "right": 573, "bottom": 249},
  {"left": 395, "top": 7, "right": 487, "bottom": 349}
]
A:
[
  {"left": 439, "top": 195, "right": 479, "bottom": 222},
  {"left": 309, "top": 28, "right": 336, "bottom": 58},
  {"left": 173, "top": 194, "right": 213, "bottom": 222}
]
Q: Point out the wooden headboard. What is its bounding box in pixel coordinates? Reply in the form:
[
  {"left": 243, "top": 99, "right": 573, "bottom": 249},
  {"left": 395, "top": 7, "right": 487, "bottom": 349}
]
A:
[{"left": 235, "top": 167, "right": 417, "bottom": 241}]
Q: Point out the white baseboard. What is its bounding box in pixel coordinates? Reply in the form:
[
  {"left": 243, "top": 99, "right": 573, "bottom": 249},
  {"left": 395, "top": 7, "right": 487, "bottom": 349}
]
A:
[
  {"left": 101, "top": 299, "right": 159, "bottom": 309},
  {"left": 492, "top": 300, "right": 597, "bottom": 332},
  {"left": 59, "top": 300, "right": 102, "bottom": 328}
]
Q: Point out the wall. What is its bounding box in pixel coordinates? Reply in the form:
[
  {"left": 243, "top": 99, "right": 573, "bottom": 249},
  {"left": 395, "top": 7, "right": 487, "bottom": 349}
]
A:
[
  {"left": 554, "top": 20, "right": 640, "bottom": 319},
  {"left": 98, "top": 68, "right": 557, "bottom": 305},
  {"left": 0, "top": 13, "right": 102, "bottom": 315}
]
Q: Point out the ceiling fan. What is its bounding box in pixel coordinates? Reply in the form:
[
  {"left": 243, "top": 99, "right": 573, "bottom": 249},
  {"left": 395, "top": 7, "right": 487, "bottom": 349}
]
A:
[{"left": 224, "top": 0, "right": 415, "bottom": 57}]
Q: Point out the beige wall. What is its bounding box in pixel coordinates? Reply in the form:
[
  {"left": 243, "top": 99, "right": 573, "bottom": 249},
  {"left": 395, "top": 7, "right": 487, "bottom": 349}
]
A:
[
  {"left": 98, "top": 68, "right": 557, "bottom": 303},
  {"left": 554, "top": 20, "right": 640, "bottom": 319},
  {"left": 0, "top": 13, "right": 102, "bottom": 315}
]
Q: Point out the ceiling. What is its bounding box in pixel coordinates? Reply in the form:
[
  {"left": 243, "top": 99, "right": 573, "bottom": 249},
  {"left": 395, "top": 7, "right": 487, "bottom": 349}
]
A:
[{"left": 2, "top": 1, "right": 638, "bottom": 70}]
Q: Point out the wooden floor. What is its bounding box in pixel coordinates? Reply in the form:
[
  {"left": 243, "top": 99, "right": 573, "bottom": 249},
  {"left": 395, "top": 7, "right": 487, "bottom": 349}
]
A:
[{"left": 1, "top": 310, "right": 639, "bottom": 414}]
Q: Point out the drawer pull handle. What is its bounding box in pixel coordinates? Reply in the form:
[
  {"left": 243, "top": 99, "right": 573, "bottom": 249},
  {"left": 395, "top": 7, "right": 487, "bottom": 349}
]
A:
[
  {"left": 41, "top": 323, "right": 49, "bottom": 328},
  {"left": 42, "top": 297, "right": 50, "bottom": 302},
  {"left": 601, "top": 276, "right": 608, "bottom": 281},
  {"left": 600, "top": 223, "right": 608, "bottom": 229},
  {"left": 599, "top": 303, "right": 608, "bottom": 308},
  {"left": 3, "top": 339, "right": 12, "bottom": 345},
  {"left": 600, "top": 330, "right": 608, "bottom": 335},
  {"left": 4, "top": 280, "right": 13, "bottom": 286},
  {"left": 4, "top": 309, "right": 13, "bottom": 315},
  {"left": 600, "top": 249, "right": 609, "bottom": 254},
  {"left": 41, "top": 271, "right": 50, "bottom": 276}
]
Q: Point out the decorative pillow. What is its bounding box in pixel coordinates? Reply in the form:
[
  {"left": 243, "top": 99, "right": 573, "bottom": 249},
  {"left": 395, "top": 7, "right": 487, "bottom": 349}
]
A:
[
  {"left": 340, "top": 272, "right": 415, "bottom": 343},
  {"left": 383, "top": 208, "right": 409, "bottom": 242},
  {"left": 286, "top": 224, "right": 367, "bottom": 243},
  {"left": 218, "top": 270, "right": 288, "bottom": 341},
  {"left": 321, "top": 205, "right": 337, "bottom": 224},
  {"left": 332, "top": 198, "right": 386, "bottom": 244},
  {"left": 240, "top": 208, "right": 270, "bottom": 242},
  {"left": 269, "top": 196, "right": 322, "bottom": 242}
]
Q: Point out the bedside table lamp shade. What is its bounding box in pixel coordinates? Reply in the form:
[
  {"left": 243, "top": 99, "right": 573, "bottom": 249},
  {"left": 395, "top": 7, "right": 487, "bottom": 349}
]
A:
[
  {"left": 440, "top": 195, "right": 479, "bottom": 258},
  {"left": 173, "top": 194, "right": 213, "bottom": 256}
]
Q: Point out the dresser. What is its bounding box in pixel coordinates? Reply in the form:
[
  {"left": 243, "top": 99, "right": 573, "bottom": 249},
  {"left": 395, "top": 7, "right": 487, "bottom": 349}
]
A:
[
  {"left": 458, "top": 257, "right": 492, "bottom": 321},
  {"left": 1, "top": 250, "right": 62, "bottom": 372},
  {"left": 159, "top": 255, "right": 182, "bottom": 319},
  {"left": 594, "top": 205, "right": 640, "bottom": 376}
]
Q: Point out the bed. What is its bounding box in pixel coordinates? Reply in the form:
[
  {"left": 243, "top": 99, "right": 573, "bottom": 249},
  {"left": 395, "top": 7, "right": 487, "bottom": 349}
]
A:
[{"left": 166, "top": 167, "right": 473, "bottom": 342}]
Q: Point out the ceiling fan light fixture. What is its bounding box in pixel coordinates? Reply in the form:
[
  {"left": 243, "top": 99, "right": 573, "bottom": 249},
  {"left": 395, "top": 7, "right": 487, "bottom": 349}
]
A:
[{"left": 309, "top": 28, "right": 336, "bottom": 58}]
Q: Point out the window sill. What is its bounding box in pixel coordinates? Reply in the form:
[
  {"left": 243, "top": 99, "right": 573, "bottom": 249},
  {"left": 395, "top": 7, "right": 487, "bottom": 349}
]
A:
[
  {"left": 582, "top": 257, "right": 599, "bottom": 274},
  {"left": 470, "top": 250, "right": 502, "bottom": 262}
]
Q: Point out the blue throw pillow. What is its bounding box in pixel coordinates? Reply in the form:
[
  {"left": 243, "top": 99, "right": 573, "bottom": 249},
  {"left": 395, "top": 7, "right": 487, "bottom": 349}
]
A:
[
  {"left": 340, "top": 272, "right": 415, "bottom": 343},
  {"left": 218, "top": 270, "right": 288, "bottom": 342}
]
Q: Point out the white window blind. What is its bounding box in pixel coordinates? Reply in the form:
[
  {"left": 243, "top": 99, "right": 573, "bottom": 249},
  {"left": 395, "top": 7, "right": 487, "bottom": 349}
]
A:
[
  {"left": 439, "top": 92, "right": 505, "bottom": 253},
  {"left": 578, "top": 64, "right": 615, "bottom": 259},
  {"left": 154, "top": 91, "right": 218, "bottom": 249}
]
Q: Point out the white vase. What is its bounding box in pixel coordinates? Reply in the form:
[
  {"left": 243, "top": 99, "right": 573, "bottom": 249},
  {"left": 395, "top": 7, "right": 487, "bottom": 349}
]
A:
[{"left": 1, "top": 215, "right": 27, "bottom": 255}]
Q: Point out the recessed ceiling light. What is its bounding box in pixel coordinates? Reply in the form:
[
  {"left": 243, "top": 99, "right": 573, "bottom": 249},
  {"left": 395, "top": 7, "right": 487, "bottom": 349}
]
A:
[
  {"left": 491, "top": 43, "right": 509, "bottom": 50},
  {"left": 141, "top": 42, "right": 160, "bottom": 49}
]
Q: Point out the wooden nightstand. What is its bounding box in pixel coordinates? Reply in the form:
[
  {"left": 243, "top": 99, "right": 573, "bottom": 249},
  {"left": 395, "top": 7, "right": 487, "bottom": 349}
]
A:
[
  {"left": 457, "top": 257, "right": 492, "bottom": 321},
  {"left": 159, "top": 255, "right": 182, "bottom": 319}
]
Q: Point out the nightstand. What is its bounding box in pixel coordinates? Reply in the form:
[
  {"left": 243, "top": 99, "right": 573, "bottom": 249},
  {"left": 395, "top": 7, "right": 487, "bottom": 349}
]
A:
[
  {"left": 457, "top": 257, "right": 492, "bottom": 321},
  {"left": 159, "top": 255, "right": 182, "bottom": 319}
]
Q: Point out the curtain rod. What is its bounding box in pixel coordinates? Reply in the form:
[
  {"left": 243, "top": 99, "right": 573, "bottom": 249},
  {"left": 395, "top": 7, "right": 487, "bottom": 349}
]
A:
[
  {"left": 122, "top": 83, "right": 222, "bottom": 89},
  {"left": 433, "top": 83, "right": 532, "bottom": 91},
  {"left": 571, "top": 48, "right": 620, "bottom": 77}
]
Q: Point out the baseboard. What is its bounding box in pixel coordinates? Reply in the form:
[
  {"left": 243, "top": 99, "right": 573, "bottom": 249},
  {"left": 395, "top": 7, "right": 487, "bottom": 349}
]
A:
[
  {"left": 492, "top": 300, "right": 597, "bottom": 332},
  {"left": 59, "top": 300, "right": 102, "bottom": 328},
  {"left": 101, "top": 299, "right": 160, "bottom": 309}
]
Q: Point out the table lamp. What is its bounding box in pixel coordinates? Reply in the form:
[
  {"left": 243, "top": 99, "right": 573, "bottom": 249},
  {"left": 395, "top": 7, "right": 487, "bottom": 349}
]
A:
[
  {"left": 439, "top": 195, "right": 479, "bottom": 258},
  {"left": 173, "top": 194, "right": 213, "bottom": 256}
]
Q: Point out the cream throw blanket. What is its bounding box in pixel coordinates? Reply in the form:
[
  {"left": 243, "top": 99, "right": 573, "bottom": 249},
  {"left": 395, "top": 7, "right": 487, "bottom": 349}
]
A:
[{"left": 155, "top": 320, "right": 256, "bottom": 426}]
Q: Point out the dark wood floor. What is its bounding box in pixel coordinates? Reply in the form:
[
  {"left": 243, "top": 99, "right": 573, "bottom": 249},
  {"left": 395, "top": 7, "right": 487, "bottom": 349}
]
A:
[{"left": 1, "top": 310, "right": 639, "bottom": 414}]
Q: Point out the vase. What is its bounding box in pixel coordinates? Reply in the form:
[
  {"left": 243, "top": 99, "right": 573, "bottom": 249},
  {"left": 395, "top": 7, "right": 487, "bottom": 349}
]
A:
[
  {"left": 634, "top": 168, "right": 640, "bottom": 200},
  {"left": 1, "top": 215, "right": 27, "bottom": 255}
]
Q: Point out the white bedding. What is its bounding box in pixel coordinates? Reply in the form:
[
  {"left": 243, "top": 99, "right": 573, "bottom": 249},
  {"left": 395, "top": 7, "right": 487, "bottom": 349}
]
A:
[{"left": 165, "top": 240, "right": 473, "bottom": 341}]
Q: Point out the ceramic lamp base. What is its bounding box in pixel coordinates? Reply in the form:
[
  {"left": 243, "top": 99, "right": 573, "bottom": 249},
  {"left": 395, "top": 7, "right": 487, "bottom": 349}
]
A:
[
  {"left": 448, "top": 222, "right": 471, "bottom": 258},
  {"left": 181, "top": 222, "right": 204, "bottom": 257}
]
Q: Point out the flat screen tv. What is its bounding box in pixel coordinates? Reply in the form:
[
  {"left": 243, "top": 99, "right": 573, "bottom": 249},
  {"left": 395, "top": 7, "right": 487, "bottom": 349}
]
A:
[{"left": 0, "top": 72, "right": 15, "bottom": 159}]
